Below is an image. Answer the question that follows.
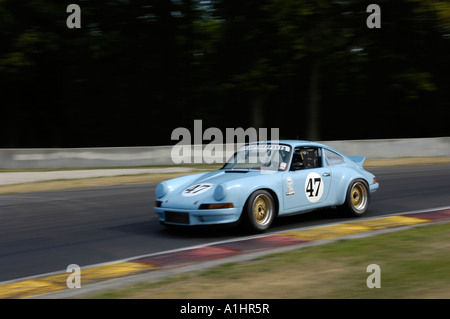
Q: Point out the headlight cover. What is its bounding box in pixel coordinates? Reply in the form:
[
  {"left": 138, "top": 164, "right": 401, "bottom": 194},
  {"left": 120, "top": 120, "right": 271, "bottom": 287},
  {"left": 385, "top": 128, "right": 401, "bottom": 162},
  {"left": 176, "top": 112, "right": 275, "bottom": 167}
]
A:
[
  {"left": 214, "top": 184, "right": 226, "bottom": 201},
  {"left": 155, "top": 182, "right": 168, "bottom": 198}
]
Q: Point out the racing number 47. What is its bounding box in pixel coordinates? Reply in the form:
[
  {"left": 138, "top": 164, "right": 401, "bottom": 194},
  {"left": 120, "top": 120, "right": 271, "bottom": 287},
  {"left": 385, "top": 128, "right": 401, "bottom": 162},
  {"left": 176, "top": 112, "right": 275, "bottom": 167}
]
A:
[{"left": 306, "top": 178, "right": 321, "bottom": 197}]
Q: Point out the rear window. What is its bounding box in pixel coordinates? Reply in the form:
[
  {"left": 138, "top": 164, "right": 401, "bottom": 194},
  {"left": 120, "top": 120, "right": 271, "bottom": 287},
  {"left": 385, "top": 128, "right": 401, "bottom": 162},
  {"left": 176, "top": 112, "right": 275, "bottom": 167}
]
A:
[{"left": 324, "top": 149, "right": 345, "bottom": 166}]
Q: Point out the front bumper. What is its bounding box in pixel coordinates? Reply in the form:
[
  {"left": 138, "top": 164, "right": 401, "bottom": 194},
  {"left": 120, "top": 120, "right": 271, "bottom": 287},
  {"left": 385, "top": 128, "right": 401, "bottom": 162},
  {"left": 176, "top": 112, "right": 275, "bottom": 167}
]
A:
[
  {"left": 370, "top": 182, "right": 379, "bottom": 193},
  {"left": 154, "top": 206, "right": 242, "bottom": 226}
]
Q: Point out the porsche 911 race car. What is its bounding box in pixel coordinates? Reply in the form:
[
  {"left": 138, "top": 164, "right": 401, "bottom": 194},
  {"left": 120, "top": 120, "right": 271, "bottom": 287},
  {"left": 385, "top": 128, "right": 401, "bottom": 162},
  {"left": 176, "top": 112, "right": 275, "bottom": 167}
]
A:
[{"left": 154, "top": 140, "right": 379, "bottom": 232}]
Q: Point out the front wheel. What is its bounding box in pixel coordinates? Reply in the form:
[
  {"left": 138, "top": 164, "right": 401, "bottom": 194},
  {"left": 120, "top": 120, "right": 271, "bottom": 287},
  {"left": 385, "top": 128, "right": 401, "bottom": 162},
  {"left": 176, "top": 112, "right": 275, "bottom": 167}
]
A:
[
  {"left": 340, "top": 179, "right": 370, "bottom": 217},
  {"left": 242, "top": 190, "right": 275, "bottom": 233}
]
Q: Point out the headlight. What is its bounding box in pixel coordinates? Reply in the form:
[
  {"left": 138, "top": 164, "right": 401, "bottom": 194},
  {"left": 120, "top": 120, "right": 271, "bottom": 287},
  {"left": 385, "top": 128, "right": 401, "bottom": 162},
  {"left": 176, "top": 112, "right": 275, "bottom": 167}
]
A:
[
  {"left": 214, "top": 184, "right": 226, "bottom": 201},
  {"left": 155, "top": 182, "right": 168, "bottom": 198}
]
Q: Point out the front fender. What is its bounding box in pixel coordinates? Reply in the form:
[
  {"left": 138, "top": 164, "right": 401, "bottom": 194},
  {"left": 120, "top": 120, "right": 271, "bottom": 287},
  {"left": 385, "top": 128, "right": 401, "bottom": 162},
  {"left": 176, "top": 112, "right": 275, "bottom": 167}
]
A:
[{"left": 218, "top": 174, "right": 283, "bottom": 214}]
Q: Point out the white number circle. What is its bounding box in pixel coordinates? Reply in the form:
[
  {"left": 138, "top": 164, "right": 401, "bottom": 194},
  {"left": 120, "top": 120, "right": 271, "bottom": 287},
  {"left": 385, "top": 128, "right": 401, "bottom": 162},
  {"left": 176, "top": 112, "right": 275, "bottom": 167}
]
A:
[
  {"left": 182, "top": 183, "right": 212, "bottom": 197},
  {"left": 305, "top": 172, "right": 323, "bottom": 203}
]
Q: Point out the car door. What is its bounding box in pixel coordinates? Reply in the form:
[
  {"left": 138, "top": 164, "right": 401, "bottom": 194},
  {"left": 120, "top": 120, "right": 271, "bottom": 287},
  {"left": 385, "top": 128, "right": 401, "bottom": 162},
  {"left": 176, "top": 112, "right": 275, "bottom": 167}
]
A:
[{"left": 282, "top": 147, "right": 331, "bottom": 213}]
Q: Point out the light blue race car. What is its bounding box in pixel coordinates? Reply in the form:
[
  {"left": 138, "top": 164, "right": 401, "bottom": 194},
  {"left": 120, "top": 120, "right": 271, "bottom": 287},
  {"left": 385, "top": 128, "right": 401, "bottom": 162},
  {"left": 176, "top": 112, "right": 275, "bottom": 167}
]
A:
[{"left": 154, "top": 140, "right": 379, "bottom": 232}]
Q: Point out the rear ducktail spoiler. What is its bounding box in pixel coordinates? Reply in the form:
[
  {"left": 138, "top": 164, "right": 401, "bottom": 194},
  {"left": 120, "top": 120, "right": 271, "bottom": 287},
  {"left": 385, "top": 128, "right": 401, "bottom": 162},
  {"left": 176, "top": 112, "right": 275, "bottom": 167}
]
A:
[{"left": 347, "top": 155, "right": 366, "bottom": 167}]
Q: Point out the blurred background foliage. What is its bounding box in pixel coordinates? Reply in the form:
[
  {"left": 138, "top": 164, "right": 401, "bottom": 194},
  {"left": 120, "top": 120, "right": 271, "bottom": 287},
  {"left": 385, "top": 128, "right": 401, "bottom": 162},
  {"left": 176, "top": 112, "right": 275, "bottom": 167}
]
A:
[{"left": 0, "top": 0, "right": 449, "bottom": 147}]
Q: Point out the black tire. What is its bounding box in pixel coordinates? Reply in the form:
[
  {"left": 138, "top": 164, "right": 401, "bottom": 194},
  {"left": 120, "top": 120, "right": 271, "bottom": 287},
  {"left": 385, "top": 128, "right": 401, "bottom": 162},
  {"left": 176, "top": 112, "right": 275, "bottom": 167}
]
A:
[
  {"left": 241, "top": 190, "right": 276, "bottom": 233},
  {"left": 340, "top": 179, "right": 370, "bottom": 217}
]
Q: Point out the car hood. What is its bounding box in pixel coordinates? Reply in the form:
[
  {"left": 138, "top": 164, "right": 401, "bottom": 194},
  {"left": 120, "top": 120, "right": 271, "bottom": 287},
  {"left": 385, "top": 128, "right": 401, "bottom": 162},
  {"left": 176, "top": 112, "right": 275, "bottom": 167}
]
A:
[
  {"left": 160, "top": 169, "right": 278, "bottom": 209},
  {"left": 190, "top": 169, "right": 264, "bottom": 184}
]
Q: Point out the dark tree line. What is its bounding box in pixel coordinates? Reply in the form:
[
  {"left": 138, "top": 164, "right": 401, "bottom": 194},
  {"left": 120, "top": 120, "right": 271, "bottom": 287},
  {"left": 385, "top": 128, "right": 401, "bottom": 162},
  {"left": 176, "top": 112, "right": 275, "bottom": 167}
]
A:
[{"left": 0, "top": 0, "right": 449, "bottom": 147}]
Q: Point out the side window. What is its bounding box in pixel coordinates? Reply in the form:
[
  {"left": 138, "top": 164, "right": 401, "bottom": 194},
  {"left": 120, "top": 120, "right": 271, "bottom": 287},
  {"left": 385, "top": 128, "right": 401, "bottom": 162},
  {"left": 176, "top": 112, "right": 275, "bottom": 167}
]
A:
[
  {"left": 290, "top": 147, "right": 322, "bottom": 170},
  {"left": 324, "top": 149, "right": 345, "bottom": 166}
]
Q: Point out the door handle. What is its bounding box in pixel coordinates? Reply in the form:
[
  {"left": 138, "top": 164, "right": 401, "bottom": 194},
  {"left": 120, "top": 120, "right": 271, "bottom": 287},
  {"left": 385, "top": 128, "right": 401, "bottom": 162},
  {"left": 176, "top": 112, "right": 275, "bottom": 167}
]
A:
[{"left": 322, "top": 172, "right": 331, "bottom": 177}]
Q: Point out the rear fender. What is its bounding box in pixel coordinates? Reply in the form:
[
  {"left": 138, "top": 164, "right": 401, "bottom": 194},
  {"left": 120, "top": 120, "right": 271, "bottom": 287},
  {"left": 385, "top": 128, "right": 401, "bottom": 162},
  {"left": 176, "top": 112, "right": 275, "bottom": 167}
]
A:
[
  {"left": 328, "top": 167, "right": 370, "bottom": 206},
  {"left": 347, "top": 155, "right": 366, "bottom": 168}
]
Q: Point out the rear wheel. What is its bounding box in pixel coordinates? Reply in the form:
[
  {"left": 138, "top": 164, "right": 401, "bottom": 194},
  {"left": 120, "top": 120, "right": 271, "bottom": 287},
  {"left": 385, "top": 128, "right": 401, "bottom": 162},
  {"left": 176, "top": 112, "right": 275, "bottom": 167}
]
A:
[
  {"left": 340, "top": 179, "right": 370, "bottom": 216},
  {"left": 242, "top": 190, "right": 275, "bottom": 233}
]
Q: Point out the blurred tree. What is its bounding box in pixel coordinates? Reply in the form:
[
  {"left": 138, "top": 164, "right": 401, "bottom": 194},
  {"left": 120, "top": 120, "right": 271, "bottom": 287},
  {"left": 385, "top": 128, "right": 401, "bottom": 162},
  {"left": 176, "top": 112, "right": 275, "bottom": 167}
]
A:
[
  {"left": 207, "top": 0, "right": 279, "bottom": 133},
  {"left": 0, "top": 0, "right": 448, "bottom": 147},
  {"left": 265, "top": 0, "right": 353, "bottom": 140}
]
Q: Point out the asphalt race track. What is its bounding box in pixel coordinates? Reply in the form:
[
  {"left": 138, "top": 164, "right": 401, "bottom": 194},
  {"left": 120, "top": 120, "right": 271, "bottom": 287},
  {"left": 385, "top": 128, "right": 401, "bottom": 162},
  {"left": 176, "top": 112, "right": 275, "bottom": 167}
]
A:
[{"left": 0, "top": 165, "right": 449, "bottom": 282}]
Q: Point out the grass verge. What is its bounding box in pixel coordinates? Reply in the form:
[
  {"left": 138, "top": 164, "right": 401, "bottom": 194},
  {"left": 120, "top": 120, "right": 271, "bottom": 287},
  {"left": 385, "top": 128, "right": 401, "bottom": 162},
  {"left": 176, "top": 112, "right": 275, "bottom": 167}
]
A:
[
  {"left": 0, "top": 164, "right": 223, "bottom": 194},
  {"left": 0, "top": 172, "right": 194, "bottom": 194},
  {"left": 1, "top": 158, "right": 449, "bottom": 195},
  {"left": 87, "top": 222, "right": 450, "bottom": 299}
]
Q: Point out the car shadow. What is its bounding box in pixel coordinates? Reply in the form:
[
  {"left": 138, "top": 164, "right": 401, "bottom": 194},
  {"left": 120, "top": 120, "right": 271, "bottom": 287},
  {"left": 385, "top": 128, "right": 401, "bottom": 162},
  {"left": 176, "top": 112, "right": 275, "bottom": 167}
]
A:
[
  {"left": 158, "top": 207, "right": 352, "bottom": 238},
  {"left": 108, "top": 206, "right": 370, "bottom": 240}
]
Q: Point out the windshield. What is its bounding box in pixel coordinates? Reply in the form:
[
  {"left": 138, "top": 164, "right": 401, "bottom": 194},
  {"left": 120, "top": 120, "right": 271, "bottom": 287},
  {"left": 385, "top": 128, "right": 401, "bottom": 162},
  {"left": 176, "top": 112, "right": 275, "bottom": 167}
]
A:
[{"left": 222, "top": 144, "right": 292, "bottom": 172}]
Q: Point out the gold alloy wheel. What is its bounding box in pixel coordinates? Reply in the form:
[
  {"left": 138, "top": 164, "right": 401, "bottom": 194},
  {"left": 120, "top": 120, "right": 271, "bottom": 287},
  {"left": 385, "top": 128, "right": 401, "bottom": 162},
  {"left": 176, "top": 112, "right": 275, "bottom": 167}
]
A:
[
  {"left": 351, "top": 181, "right": 368, "bottom": 211},
  {"left": 252, "top": 193, "right": 273, "bottom": 226}
]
